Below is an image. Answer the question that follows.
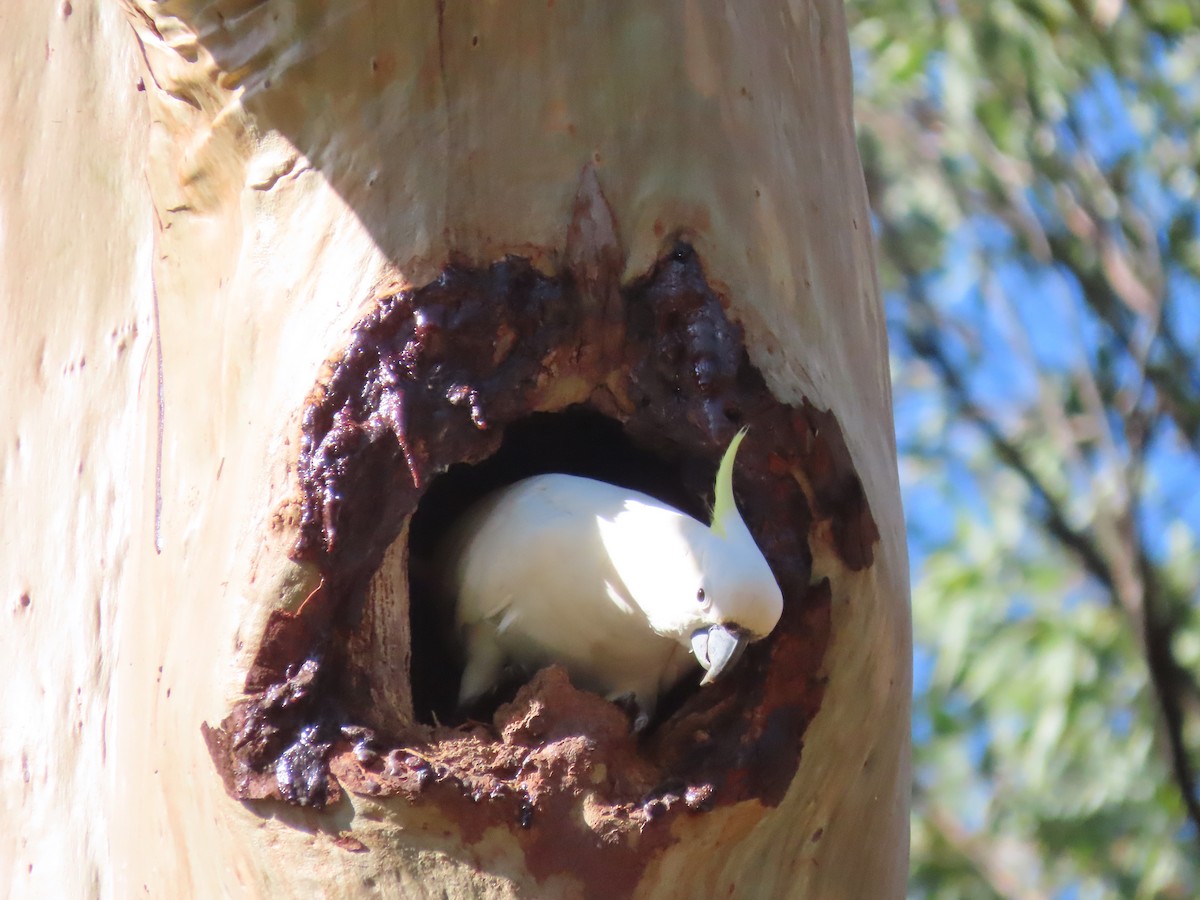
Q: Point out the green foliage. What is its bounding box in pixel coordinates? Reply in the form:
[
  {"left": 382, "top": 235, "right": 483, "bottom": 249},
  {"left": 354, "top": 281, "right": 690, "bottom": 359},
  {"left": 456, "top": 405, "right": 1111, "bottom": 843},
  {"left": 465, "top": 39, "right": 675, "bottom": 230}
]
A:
[{"left": 848, "top": 0, "right": 1200, "bottom": 895}]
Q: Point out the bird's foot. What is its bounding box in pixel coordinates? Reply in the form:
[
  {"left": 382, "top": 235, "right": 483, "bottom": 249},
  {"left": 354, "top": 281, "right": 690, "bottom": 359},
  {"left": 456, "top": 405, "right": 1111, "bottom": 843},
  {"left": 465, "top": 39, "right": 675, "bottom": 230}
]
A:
[{"left": 609, "top": 692, "right": 651, "bottom": 734}]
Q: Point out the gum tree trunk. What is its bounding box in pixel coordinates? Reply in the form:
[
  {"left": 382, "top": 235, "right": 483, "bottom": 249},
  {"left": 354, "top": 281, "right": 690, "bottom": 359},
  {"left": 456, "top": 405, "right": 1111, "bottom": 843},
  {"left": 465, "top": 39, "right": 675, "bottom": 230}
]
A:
[{"left": 1, "top": 1, "right": 910, "bottom": 897}]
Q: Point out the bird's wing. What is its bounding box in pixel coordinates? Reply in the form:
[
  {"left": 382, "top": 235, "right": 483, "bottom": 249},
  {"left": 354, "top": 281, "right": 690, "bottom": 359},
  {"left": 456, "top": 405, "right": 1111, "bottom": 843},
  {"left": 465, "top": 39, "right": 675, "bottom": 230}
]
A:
[{"left": 443, "top": 474, "right": 614, "bottom": 627}]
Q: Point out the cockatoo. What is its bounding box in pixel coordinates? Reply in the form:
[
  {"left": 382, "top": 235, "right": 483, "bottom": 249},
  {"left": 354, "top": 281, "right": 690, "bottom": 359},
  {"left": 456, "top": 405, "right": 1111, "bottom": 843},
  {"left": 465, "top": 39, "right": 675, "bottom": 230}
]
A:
[{"left": 437, "top": 429, "right": 783, "bottom": 727}]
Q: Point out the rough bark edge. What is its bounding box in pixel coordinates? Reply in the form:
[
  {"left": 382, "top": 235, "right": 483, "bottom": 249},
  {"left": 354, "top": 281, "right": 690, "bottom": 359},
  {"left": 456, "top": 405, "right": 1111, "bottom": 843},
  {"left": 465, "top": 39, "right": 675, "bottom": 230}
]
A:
[{"left": 204, "top": 204, "right": 877, "bottom": 889}]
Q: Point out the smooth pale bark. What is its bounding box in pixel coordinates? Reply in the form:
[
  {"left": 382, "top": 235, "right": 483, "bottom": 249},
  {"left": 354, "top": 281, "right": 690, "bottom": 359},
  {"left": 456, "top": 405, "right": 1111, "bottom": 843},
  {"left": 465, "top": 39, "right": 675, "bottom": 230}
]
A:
[{"left": 1, "top": 1, "right": 910, "bottom": 897}]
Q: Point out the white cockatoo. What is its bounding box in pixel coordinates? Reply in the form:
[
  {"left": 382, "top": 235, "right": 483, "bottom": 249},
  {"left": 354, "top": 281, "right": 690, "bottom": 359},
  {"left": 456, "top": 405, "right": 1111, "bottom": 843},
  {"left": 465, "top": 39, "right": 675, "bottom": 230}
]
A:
[{"left": 437, "top": 429, "right": 783, "bottom": 726}]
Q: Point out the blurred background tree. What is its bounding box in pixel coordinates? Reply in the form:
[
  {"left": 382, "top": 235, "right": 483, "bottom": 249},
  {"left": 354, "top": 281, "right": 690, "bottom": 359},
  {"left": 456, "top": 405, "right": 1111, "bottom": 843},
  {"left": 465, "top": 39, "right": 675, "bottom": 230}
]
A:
[{"left": 845, "top": 0, "right": 1200, "bottom": 895}]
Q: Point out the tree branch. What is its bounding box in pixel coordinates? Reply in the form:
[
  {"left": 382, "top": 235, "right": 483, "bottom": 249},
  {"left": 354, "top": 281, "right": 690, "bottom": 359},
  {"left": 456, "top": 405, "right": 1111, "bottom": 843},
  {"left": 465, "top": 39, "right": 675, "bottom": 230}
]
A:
[{"left": 902, "top": 280, "right": 1200, "bottom": 847}]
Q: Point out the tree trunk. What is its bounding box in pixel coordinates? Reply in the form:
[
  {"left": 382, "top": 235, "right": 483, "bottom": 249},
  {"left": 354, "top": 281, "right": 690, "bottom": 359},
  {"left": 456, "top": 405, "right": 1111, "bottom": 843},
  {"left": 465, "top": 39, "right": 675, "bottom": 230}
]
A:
[{"left": 2, "top": 1, "right": 910, "bottom": 897}]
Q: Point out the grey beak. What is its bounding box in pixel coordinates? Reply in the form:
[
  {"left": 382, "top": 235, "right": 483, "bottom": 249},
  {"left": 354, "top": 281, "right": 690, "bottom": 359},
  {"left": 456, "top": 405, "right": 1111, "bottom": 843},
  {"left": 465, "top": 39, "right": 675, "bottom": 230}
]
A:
[{"left": 691, "top": 624, "right": 751, "bottom": 685}]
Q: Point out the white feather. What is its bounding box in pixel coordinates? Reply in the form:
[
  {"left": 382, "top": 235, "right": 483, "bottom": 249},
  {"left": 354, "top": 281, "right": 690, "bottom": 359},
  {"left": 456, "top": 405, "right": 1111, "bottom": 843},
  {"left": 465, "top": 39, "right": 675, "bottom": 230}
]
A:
[{"left": 437, "top": 443, "right": 783, "bottom": 717}]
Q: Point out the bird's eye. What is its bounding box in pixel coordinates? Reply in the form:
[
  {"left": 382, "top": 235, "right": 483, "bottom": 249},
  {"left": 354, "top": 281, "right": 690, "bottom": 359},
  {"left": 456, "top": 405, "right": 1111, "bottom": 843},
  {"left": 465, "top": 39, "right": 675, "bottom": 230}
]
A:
[{"left": 696, "top": 587, "right": 706, "bottom": 603}]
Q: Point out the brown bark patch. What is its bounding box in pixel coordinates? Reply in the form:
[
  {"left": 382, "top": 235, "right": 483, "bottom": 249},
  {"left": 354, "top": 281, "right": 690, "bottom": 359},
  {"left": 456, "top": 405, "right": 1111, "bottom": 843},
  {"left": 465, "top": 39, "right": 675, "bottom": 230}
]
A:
[{"left": 205, "top": 235, "right": 874, "bottom": 889}]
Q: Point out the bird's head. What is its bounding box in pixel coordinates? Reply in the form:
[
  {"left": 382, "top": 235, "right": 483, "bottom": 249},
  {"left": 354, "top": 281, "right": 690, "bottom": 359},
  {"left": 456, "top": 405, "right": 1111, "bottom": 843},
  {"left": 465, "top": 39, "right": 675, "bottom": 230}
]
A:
[
  {"left": 598, "top": 429, "right": 784, "bottom": 684},
  {"left": 687, "top": 427, "right": 783, "bottom": 682}
]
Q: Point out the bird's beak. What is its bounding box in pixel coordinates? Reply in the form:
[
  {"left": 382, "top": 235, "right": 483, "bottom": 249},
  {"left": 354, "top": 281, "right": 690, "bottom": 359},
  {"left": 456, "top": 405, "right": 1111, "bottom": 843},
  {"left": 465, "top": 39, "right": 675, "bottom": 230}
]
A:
[{"left": 691, "top": 624, "right": 751, "bottom": 685}]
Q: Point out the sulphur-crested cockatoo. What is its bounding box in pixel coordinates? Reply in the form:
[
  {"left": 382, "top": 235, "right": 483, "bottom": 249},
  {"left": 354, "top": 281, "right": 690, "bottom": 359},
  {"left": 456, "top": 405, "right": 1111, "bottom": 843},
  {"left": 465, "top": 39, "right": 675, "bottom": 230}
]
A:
[{"left": 437, "top": 429, "right": 783, "bottom": 726}]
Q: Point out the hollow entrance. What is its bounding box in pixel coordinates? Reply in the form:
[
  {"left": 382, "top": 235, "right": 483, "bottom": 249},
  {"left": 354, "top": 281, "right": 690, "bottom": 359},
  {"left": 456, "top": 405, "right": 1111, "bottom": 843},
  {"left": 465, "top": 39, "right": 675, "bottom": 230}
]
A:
[{"left": 205, "top": 244, "right": 873, "bottom": 880}]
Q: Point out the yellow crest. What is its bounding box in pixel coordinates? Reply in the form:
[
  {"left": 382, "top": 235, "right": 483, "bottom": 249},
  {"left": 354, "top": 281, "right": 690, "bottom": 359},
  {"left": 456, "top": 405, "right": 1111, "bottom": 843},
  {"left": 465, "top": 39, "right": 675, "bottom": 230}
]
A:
[{"left": 710, "top": 427, "right": 748, "bottom": 537}]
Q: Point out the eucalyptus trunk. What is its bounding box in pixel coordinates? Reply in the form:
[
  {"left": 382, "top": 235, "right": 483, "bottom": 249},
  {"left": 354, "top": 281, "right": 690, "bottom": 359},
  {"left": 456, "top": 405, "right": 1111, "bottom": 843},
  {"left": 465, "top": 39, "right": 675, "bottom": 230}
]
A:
[{"left": 1, "top": 1, "right": 910, "bottom": 896}]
